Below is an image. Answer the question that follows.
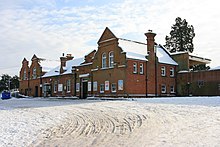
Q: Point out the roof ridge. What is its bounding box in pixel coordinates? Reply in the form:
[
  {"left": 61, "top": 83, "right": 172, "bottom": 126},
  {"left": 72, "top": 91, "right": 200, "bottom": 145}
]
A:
[{"left": 118, "top": 38, "right": 147, "bottom": 45}]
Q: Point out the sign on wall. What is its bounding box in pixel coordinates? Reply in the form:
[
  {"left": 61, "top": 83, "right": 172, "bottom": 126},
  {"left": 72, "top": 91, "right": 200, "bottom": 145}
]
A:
[
  {"left": 93, "top": 81, "right": 97, "bottom": 91},
  {"left": 88, "top": 82, "right": 91, "bottom": 92},
  {"left": 58, "top": 84, "right": 63, "bottom": 92},
  {"left": 105, "top": 81, "right": 109, "bottom": 91},
  {"left": 118, "top": 80, "right": 123, "bottom": 90}
]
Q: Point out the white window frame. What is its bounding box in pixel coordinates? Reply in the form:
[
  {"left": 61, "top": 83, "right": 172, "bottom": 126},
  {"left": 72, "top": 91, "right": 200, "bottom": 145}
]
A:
[
  {"left": 133, "top": 62, "right": 137, "bottom": 73},
  {"left": 161, "top": 84, "right": 166, "bottom": 93},
  {"left": 109, "top": 51, "right": 114, "bottom": 68},
  {"left": 100, "top": 84, "right": 104, "bottom": 93},
  {"left": 170, "top": 67, "right": 174, "bottom": 77},
  {"left": 111, "top": 83, "right": 117, "bottom": 93},
  {"left": 140, "top": 63, "right": 144, "bottom": 74},
  {"left": 76, "top": 83, "right": 80, "bottom": 92},
  {"left": 170, "top": 85, "right": 175, "bottom": 93},
  {"left": 54, "top": 81, "right": 57, "bottom": 93},
  {"left": 67, "top": 79, "right": 71, "bottom": 93},
  {"left": 161, "top": 66, "right": 166, "bottom": 76},
  {"left": 33, "top": 67, "right": 37, "bottom": 79},
  {"left": 102, "top": 53, "right": 107, "bottom": 68}
]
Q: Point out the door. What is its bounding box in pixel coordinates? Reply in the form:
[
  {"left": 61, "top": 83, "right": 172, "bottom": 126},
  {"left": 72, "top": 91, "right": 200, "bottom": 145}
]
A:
[
  {"left": 82, "top": 82, "right": 88, "bottom": 99},
  {"left": 35, "top": 86, "right": 38, "bottom": 97}
]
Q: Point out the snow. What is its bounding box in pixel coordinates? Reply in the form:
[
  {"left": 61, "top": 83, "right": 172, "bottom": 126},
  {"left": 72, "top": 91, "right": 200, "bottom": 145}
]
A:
[
  {"left": 210, "top": 66, "right": 220, "bottom": 70},
  {"left": 156, "top": 46, "right": 178, "bottom": 65},
  {"left": 39, "top": 60, "right": 60, "bottom": 72},
  {"left": 118, "top": 38, "right": 178, "bottom": 65},
  {"left": 42, "top": 57, "right": 84, "bottom": 77},
  {"left": 0, "top": 97, "right": 220, "bottom": 146}
]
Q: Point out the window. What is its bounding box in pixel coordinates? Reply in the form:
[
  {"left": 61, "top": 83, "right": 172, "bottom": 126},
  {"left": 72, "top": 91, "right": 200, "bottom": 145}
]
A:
[
  {"left": 93, "top": 81, "right": 97, "bottom": 91},
  {"left": 198, "top": 80, "right": 204, "bottom": 87},
  {"left": 23, "top": 69, "right": 27, "bottom": 80},
  {"left": 102, "top": 53, "right": 107, "bottom": 68},
  {"left": 33, "top": 67, "right": 37, "bottom": 79},
  {"left": 67, "top": 79, "right": 71, "bottom": 92},
  {"left": 161, "top": 66, "right": 166, "bottom": 76},
  {"left": 109, "top": 51, "right": 114, "bottom": 68},
  {"left": 58, "top": 84, "right": 63, "bottom": 92},
  {"left": 118, "top": 80, "right": 123, "bottom": 90},
  {"left": 170, "top": 67, "right": 174, "bottom": 77},
  {"left": 54, "top": 81, "right": 57, "bottom": 93},
  {"left": 111, "top": 83, "right": 117, "bottom": 93},
  {"left": 88, "top": 82, "right": 91, "bottom": 92},
  {"left": 170, "top": 86, "right": 175, "bottom": 93},
  {"left": 133, "top": 62, "right": 137, "bottom": 73},
  {"left": 100, "top": 84, "right": 104, "bottom": 93},
  {"left": 161, "top": 84, "right": 166, "bottom": 93},
  {"left": 140, "top": 63, "right": 144, "bottom": 74}
]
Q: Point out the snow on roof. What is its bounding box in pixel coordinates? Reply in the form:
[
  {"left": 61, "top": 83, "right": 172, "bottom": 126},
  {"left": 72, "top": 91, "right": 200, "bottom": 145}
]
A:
[
  {"left": 42, "top": 57, "right": 84, "bottom": 78},
  {"left": 118, "top": 38, "right": 177, "bottom": 65},
  {"left": 62, "top": 58, "right": 84, "bottom": 75},
  {"left": 210, "top": 66, "right": 220, "bottom": 71},
  {"left": 156, "top": 46, "right": 178, "bottom": 65}
]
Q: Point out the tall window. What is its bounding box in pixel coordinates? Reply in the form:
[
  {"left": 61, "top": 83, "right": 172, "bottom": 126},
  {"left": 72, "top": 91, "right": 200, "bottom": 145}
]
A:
[
  {"left": 23, "top": 69, "right": 26, "bottom": 80},
  {"left": 54, "top": 81, "right": 57, "bottom": 93},
  {"left": 170, "top": 67, "right": 174, "bottom": 77},
  {"left": 161, "top": 84, "right": 166, "bottom": 93},
  {"left": 67, "top": 79, "right": 71, "bottom": 92},
  {"left": 140, "top": 63, "right": 144, "bottom": 74},
  {"left": 161, "top": 66, "right": 166, "bottom": 76},
  {"left": 109, "top": 51, "right": 114, "bottom": 68},
  {"left": 102, "top": 53, "right": 106, "bottom": 68},
  {"left": 33, "top": 67, "right": 36, "bottom": 79},
  {"left": 133, "top": 62, "right": 137, "bottom": 73}
]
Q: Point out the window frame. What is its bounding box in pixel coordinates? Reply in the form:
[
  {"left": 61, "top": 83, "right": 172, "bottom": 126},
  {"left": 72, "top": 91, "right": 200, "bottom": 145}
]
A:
[
  {"left": 109, "top": 51, "right": 114, "bottom": 68},
  {"left": 170, "top": 67, "right": 174, "bottom": 77},
  {"left": 170, "top": 85, "right": 175, "bottom": 93},
  {"left": 140, "top": 63, "right": 144, "bottom": 74},
  {"left": 161, "top": 66, "right": 166, "bottom": 77},
  {"left": 100, "top": 84, "right": 105, "bottom": 93},
  {"left": 133, "top": 62, "right": 137, "bottom": 74},
  {"left": 111, "top": 83, "right": 117, "bottom": 93},
  {"left": 161, "top": 84, "right": 166, "bottom": 94},
  {"left": 102, "top": 53, "right": 107, "bottom": 68},
  {"left": 23, "top": 69, "right": 27, "bottom": 80},
  {"left": 33, "top": 67, "right": 37, "bottom": 79}
]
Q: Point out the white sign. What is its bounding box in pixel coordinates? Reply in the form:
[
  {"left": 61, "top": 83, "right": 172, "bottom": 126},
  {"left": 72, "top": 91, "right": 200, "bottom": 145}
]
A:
[
  {"left": 118, "top": 80, "right": 123, "bottom": 90},
  {"left": 58, "top": 84, "right": 63, "bottom": 92},
  {"left": 88, "top": 82, "right": 91, "bottom": 92},
  {"left": 93, "top": 81, "right": 97, "bottom": 91},
  {"left": 105, "top": 81, "right": 109, "bottom": 91}
]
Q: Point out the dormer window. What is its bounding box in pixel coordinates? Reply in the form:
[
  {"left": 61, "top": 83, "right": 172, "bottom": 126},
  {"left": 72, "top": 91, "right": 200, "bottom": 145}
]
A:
[
  {"left": 102, "top": 53, "right": 107, "bottom": 68},
  {"left": 109, "top": 51, "right": 114, "bottom": 68}
]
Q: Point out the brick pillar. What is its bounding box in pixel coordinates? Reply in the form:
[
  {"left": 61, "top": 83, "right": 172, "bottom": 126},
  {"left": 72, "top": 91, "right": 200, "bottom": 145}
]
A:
[{"left": 145, "top": 30, "right": 157, "bottom": 96}]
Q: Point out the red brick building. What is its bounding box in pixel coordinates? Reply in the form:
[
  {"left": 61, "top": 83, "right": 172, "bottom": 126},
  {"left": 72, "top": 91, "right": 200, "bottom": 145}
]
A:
[{"left": 19, "top": 27, "right": 219, "bottom": 97}]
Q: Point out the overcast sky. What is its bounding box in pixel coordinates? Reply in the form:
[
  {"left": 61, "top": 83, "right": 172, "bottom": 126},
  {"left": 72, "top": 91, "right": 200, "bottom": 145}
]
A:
[{"left": 0, "top": 0, "right": 219, "bottom": 76}]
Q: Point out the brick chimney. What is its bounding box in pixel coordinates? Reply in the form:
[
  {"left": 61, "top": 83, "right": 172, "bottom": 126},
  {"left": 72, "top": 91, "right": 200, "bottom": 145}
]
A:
[
  {"left": 145, "top": 30, "right": 157, "bottom": 96},
  {"left": 60, "top": 53, "right": 74, "bottom": 74}
]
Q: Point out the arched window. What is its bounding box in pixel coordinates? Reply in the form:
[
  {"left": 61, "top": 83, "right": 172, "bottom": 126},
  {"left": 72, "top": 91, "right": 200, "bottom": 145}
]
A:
[
  {"left": 109, "top": 51, "right": 114, "bottom": 68},
  {"left": 102, "top": 53, "right": 106, "bottom": 68}
]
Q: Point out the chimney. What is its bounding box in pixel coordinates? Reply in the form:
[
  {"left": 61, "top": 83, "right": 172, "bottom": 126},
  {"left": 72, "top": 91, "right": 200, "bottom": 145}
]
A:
[
  {"left": 145, "top": 30, "right": 156, "bottom": 56},
  {"left": 60, "top": 53, "right": 74, "bottom": 74},
  {"left": 145, "top": 30, "right": 157, "bottom": 96}
]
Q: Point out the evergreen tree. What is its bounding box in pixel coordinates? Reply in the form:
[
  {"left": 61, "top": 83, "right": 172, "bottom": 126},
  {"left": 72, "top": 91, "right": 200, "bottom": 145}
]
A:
[
  {"left": 0, "top": 74, "right": 19, "bottom": 92},
  {"left": 165, "top": 17, "right": 195, "bottom": 53}
]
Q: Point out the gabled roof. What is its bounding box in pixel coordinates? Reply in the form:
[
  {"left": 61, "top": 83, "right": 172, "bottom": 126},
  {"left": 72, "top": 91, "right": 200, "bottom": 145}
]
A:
[
  {"left": 31, "top": 54, "right": 38, "bottom": 61},
  {"left": 98, "top": 27, "right": 117, "bottom": 43}
]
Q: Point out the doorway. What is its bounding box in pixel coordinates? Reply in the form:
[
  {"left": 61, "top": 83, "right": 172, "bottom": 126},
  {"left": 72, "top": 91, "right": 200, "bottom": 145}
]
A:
[
  {"left": 81, "top": 81, "right": 88, "bottom": 99},
  {"left": 35, "top": 86, "right": 38, "bottom": 97}
]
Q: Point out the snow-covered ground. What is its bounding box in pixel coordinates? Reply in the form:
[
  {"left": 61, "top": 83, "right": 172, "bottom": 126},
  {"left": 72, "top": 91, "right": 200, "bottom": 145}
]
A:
[{"left": 0, "top": 97, "right": 220, "bottom": 146}]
